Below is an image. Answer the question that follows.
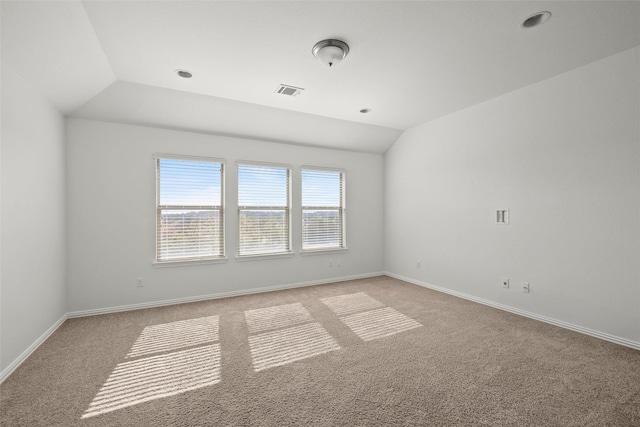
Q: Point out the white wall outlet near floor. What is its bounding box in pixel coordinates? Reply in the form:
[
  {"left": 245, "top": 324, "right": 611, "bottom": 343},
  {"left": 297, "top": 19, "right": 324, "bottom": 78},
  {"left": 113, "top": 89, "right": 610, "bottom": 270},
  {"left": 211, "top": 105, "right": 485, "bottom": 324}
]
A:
[
  {"left": 521, "top": 282, "right": 530, "bottom": 293},
  {"left": 416, "top": 260, "right": 421, "bottom": 268},
  {"left": 136, "top": 277, "right": 144, "bottom": 288},
  {"left": 502, "top": 277, "right": 509, "bottom": 289}
]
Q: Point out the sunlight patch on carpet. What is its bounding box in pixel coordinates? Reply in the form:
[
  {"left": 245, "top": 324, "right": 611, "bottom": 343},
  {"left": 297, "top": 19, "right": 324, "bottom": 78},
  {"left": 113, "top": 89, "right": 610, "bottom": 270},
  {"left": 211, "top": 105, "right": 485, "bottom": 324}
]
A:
[
  {"left": 321, "top": 292, "right": 385, "bottom": 315},
  {"left": 82, "top": 344, "right": 221, "bottom": 419},
  {"left": 341, "top": 307, "right": 422, "bottom": 341},
  {"left": 127, "top": 315, "right": 219, "bottom": 358},
  {"left": 245, "top": 303, "right": 312, "bottom": 333},
  {"left": 248, "top": 323, "right": 340, "bottom": 371}
]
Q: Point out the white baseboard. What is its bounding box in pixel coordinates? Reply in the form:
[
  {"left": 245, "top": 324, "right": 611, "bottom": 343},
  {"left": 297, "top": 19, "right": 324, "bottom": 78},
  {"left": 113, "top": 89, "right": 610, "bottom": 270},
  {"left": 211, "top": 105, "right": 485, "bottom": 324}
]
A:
[
  {"left": 384, "top": 271, "right": 640, "bottom": 351},
  {"left": 67, "top": 271, "right": 385, "bottom": 318},
  {"left": 14, "top": 270, "right": 633, "bottom": 386},
  {"left": 2, "top": 272, "right": 384, "bottom": 384},
  {"left": 0, "top": 313, "right": 68, "bottom": 384}
]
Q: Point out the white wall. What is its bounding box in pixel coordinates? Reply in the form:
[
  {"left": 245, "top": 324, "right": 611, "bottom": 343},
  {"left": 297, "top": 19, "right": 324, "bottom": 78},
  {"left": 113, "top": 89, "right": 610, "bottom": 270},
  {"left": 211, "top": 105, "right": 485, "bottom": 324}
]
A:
[
  {"left": 66, "top": 119, "right": 384, "bottom": 312},
  {"left": 385, "top": 46, "right": 640, "bottom": 344},
  {"left": 1, "top": 63, "right": 67, "bottom": 374}
]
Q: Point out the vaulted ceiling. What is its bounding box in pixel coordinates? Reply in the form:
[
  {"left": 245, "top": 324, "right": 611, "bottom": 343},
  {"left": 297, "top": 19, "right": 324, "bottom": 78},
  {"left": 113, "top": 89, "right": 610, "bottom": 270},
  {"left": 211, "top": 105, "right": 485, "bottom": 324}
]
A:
[{"left": 2, "top": 1, "right": 639, "bottom": 153}]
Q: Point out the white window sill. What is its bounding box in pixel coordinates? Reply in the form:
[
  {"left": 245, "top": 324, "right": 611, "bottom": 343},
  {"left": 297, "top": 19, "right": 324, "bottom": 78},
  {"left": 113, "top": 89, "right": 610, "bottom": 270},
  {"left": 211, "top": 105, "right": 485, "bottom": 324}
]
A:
[
  {"left": 235, "top": 252, "right": 295, "bottom": 262},
  {"left": 153, "top": 257, "right": 228, "bottom": 268},
  {"left": 300, "top": 247, "right": 348, "bottom": 256}
]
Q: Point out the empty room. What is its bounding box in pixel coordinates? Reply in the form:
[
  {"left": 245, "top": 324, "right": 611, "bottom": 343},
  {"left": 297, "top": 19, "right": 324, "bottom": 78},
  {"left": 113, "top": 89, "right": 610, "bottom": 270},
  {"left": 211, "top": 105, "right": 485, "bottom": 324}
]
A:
[{"left": 1, "top": 1, "right": 639, "bottom": 425}]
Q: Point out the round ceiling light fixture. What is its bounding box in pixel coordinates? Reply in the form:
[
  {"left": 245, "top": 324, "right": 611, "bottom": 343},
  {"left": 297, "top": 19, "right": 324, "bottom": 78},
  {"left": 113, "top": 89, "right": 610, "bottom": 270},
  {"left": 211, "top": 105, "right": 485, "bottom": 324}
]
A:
[
  {"left": 521, "top": 11, "right": 551, "bottom": 28},
  {"left": 176, "top": 69, "right": 193, "bottom": 78},
  {"left": 312, "top": 39, "right": 350, "bottom": 67}
]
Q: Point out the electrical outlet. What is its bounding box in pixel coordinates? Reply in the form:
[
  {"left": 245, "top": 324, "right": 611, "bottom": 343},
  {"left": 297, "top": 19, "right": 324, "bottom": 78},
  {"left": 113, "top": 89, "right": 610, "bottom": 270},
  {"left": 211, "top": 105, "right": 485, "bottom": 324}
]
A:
[
  {"left": 521, "top": 282, "right": 530, "bottom": 293},
  {"left": 416, "top": 260, "right": 421, "bottom": 268},
  {"left": 328, "top": 259, "right": 333, "bottom": 267},
  {"left": 502, "top": 277, "right": 509, "bottom": 289},
  {"left": 136, "top": 277, "right": 144, "bottom": 288}
]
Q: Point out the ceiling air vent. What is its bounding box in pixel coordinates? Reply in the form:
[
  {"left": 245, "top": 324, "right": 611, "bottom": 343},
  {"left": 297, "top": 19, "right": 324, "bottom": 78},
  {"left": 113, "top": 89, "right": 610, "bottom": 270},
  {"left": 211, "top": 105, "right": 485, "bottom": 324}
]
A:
[{"left": 275, "top": 84, "right": 304, "bottom": 97}]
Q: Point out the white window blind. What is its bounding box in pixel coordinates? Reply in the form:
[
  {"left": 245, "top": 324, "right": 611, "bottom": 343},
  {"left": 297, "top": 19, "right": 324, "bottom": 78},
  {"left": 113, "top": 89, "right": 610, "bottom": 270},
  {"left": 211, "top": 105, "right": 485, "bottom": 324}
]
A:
[
  {"left": 156, "top": 157, "right": 224, "bottom": 262},
  {"left": 301, "top": 168, "right": 345, "bottom": 251},
  {"left": 238, "top": 163, "right": 291, "bottom": 256}
]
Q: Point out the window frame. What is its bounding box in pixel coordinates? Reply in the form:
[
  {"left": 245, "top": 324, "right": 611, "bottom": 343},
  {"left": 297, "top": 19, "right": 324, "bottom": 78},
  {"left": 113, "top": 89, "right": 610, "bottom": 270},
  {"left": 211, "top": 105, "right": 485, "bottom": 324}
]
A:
[
  {"left": 300, "top": 166, "right": 347, "bottom": 253},
  {"left": 236, "top": 161, "right": 293, "bottom": 259},
  {"left": 153, "top": 153, "right": 226, "bottom": 266}
]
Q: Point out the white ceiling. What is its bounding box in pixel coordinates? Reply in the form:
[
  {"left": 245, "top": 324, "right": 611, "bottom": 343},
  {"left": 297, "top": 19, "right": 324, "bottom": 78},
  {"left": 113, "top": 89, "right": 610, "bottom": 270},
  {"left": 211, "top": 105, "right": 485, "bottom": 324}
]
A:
[{"left": 2, "top": 1, "right": 639, "bottom": 154}]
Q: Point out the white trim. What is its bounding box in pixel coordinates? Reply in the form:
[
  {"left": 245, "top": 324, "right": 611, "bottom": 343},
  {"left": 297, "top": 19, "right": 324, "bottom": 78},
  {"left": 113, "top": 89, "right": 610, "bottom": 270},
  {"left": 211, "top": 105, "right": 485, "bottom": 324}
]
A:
[
  {"left": 301, "top": 165, "right": 347, "bottom": 174},
  {"left": 235, "top": 252, "right": 295, "bottom": 262},
  {"left": 0, "top": 314, "right": 68, "bottom": 384},
  {"left": 4, "top": 271, "right": 636, "bottom": 386},
  {"left": 300, "top": 248, "right": 348, "bottom": 256},
  {"left": 0, "top": 272, "right": 382, "bottom": 384},
  {"left": 153, "top": 257, "right": 228, "bottom": 268},
  {"left": 236, "top": 159, "right": 292, "bottom": 169},
  {"left": 155, "top": 156, "right": 226, "bottom": 263},
  {"left": 300, "top": 167, "right": 347, "bottom": 252},
  {"left": 384, "top": 271, "right": 640, "bottom": 351},
  {"left": 153, "top": 153, "right": 225, "bottom": 164},
  {"left": 67, "top": 272, "right": 384, "bottom": 318}
]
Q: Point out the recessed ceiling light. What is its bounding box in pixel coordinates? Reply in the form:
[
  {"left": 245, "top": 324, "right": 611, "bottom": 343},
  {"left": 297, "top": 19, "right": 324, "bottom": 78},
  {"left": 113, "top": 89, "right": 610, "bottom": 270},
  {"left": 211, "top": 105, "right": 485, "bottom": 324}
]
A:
[
  {"left": 176, "top": 69, "right": 193, "bottom": 78},
  {"left": 360, "top": 108, "right": 372, "bottom": 114},
  {"left": 522, "top": 11, "right": 551, "bottom": 28}
]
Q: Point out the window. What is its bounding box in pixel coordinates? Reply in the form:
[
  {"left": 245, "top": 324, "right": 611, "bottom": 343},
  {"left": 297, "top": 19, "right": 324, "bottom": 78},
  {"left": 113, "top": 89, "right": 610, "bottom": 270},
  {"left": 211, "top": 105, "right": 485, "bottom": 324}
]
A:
[
  {"left": 301, "top": 168, "right": 345, "bottom": 251},
  {"left": 238, "top": 163, "right": 291, "bottom": 256},
  {"left": 155, "top": 155, "right": 224, "bottom": 263}
]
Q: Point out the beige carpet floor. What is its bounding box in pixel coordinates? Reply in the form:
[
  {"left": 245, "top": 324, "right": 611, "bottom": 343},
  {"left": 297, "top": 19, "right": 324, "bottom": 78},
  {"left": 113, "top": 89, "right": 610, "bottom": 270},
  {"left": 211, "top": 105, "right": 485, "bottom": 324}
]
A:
[{"left": 1, "top": 276, "right": 640, "bottom": 426}]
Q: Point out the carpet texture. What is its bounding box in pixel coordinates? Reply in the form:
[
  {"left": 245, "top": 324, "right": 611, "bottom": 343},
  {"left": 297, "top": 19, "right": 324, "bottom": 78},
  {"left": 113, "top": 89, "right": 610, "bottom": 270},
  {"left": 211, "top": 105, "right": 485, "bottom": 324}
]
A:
[{"left": 1, "top": 276, "right": 639, "bottom": 426}]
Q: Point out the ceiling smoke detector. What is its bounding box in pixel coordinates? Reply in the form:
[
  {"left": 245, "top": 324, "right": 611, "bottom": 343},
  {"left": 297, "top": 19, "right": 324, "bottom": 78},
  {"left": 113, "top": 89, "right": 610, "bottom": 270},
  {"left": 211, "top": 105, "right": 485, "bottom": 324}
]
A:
[
  {"left": 312, "top": 39, "right": 350, "bottom": 67},
  {"left": 275, "top": 84, "right": 304, "bottom": 97}
]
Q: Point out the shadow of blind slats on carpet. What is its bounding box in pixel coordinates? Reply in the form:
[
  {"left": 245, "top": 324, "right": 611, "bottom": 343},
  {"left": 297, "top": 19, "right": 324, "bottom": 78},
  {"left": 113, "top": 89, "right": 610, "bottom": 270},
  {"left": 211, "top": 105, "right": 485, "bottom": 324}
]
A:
[
  {"left": 82, "top": 316, "right": 221, "bottom": 419},
  {"left": 82, "top": 292, "right": 421, "bottom": 419}
]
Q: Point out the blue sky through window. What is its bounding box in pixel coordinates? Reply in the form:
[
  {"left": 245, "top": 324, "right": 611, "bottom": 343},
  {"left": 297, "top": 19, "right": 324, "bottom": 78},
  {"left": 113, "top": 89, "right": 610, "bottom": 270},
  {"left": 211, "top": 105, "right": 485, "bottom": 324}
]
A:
[
  {"left": 159, "top": 160, "right": 341, "bottom": 208},
  {"left": 302, "top": 169, "right": 342, "bottom": 207},
  {"left": 159, "top": 159, "right": 222, "bottom": 206},
  {"left": 238, "top": 164, "right": 289, "bottom": 207}
]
